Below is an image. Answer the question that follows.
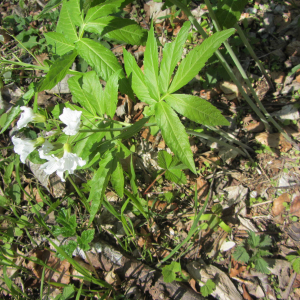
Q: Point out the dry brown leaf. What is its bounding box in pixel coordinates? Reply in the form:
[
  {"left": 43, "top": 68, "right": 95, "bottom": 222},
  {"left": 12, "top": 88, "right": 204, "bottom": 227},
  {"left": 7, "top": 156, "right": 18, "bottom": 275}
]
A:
[
  {"left": 245, "top": 121, "right": 264, "bottom": 133},
  {"left": 26, "top": 250, "right": 70, "bottom": 284},
  {"left": 272, "top": 193, "right": 290, "bottom": 216},
  {"left": 138, "top": 227, "right": 152, "bottom": 249},
  {"left": 220, "top": 81, "right": 239, "bottom": 100},
  {"left": 290, "top": 195, "right": 300, "bottom": 217},
  {"left": 196, "top": 177, "right": 209, "bottom": 199},
  {"left": 242, "top": 284, "right": 253, "bottom": 300},
  {"left": 148, "top": 199, "right": 167, "bottom": 211},
  {"left": 105, "top": 271, "right": 121, "bottom": 286},
  {"left": 189, "top": 278, "right": 199, "bottom": 293},
  {"left": 271, "top": 71, "right": 285, "bottom": 84},
  {"left": 229, "top": 265, "right": 247, "bottom": 278},
  {"left": 23, "top": 186, "right": 43, "bottom": 203},
  {"left": 255, "top": 132, "right": 292, "bottom": 151}
]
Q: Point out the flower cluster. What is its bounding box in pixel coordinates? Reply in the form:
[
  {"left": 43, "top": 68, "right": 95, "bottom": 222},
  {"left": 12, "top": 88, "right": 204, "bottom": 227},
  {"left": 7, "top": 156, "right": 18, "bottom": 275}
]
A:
[{"left": 12, "top": 107, "right": 85, "bottom": 181}]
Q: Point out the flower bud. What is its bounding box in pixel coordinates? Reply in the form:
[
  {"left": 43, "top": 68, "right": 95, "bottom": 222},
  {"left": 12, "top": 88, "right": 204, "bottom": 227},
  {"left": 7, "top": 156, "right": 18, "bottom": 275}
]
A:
[
  {"left": 34, "top": 137, "right": 45, "bottom": 147},
  {"left": 33, "top": 113, "right": 46, "bottom": 124},
  {"left": 63, "top": 143, "right": 72, "bottom": 153}
]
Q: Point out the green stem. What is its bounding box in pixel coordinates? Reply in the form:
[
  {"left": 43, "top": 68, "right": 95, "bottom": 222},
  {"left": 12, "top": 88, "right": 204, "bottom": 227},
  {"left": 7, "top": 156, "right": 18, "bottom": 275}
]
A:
[
  {"left": 234, "top": 24, "right": 274, "bottom": 91},
  {"left": 204, "top": 0, "right": 297, "bottom": 146},
  {"left": 67, "top": 175, "right": 90, "bottom": 213}
]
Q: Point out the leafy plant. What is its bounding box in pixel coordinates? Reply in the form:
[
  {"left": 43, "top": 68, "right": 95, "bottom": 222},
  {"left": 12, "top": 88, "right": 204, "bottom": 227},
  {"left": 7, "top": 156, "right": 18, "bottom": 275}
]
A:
[
  {"left": 200, "top": 279, "right": 216, "bottom": 297},
  {"left": 286, "top": 251, "right": 300, "bottom": 274},
  {"left": 232, "top": 231, "right": 272, "bottom": 274},
  {"left": 162, "top": 261, "right": 189, "bottom": 283},
  {"left": 124, "top": 21, "right": 233, "bottom": 173},
  {"left": 157, "top": 150, "right": 187, "bottom": 184}
]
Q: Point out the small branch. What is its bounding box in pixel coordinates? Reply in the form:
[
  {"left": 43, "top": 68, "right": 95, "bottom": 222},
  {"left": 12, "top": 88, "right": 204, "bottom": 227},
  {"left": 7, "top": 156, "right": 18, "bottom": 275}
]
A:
[{"left": 143, "top": 170, "right": 166, "bottom": 196}]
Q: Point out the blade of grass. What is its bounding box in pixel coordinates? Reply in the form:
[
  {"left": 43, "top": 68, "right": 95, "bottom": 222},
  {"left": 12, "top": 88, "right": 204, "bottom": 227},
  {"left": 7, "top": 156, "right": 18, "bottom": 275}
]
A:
[
  {"left": 204, "top": 0, "right": 298, "bottom": 148},
  {"left": 156, "top": 185, "right": 210, "bottom": 267}
]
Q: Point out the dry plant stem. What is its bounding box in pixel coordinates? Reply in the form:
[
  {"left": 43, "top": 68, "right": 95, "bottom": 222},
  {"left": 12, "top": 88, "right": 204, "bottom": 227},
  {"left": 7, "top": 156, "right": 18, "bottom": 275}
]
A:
[
  {"left": 204, "top": 0, "right": 298, "bottom": 149},
  {"left": 143, "top": 170, "right": 166, "bottom": 195},
  {"left": 234, "top": 24, "right": 274, "bottom": 91}
]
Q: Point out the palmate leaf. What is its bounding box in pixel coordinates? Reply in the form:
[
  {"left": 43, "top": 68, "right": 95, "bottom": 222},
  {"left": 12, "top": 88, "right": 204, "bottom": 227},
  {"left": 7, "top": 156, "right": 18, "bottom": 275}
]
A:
[
  {"left": 123, "top": 49, "right": 156, "bottom": 105},
  {"left": 44, "top": 32, "right": 75, "bottom": 56},
  {"left": 168, "top": 28, "right": 235, "bottom": 94},
  {"left": 247, "top": 230, "right": 261, "bottom": 249},
  {"left": 155, "top": 101, "right": 196, "bottom": 174},
  {"left": 216, "top": 0, "right": 248, "bottom": 29},
  {"left": 162, "top": 261, "right": 181, "bottom": 283},
  {"left": 201, "top": 279, "right": 216, "bottom": 297},
  {"left": 287, "top": 255, "right": 300, "bottom": 274},
  {"left": 77, "top": 229, "right": 95, "bottom": 251},
  {"left": 144, "top": 22, "right": 160, "bottom": 101},
  {"left": 85, "top": 16, "right": 147, "bottom": 45},
  {"left": 56, "top": 0, "right": 78, "bottom": 43},
  {"left": 165, "top": 94, "right": 230, "bottom": 126},
  {"left": 159, "top": 21, "right": 190, "bottom": 94},
  {"left": 39, "top": 50, "right": 77, "bottom": 92},
  {"left": 89, "top": 153, "right": 114, "bottom": 225},
  {"left": 76, "top": 38, "right": 131, "bottom": 97},
  {"left": 165, "top": 169, "right": 187, "bottom": 184}
]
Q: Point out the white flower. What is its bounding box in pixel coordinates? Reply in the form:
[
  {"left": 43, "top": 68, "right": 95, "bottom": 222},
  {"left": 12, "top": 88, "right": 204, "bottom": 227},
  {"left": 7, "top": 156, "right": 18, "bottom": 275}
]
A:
[
  {"left": 12, "top": 136, "right": 36, "bottom": 163},
  {"left": 17, "top": 106, "right": 46, "bottom": 129},
  {"left": 59, "top": 108, "right": 82, "bottom": 136},
  {"left": 38, "top": 140, "right": 54, "bottom": 159},
  {"left": 40, "top": 143, "right": 86, "bottom": 182}
]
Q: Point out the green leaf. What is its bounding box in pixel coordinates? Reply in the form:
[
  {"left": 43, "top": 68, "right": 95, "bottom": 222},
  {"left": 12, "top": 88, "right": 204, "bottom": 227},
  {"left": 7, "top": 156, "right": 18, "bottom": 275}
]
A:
[
  {"left": 159, "top": 21, "right": 190, "bottom": 93},
  {"left": 85, "top": 0, "right": 130, "bottom": 23},
  {"left": 216, "top": 0, "right": 248, "bottom": 29},
  {"left": 68, "top": 75, "right": 97, "bottom": 116},
  {"left": 287, "top": 255, "right": 300, "bottom": 274},
  {"left": 88, "top": 154, "right": 114, "bottom": 224},
  {"left": 66, "top": 0, "right": 83, "bottom": 27},
  {"left": 253, "top": 257, "right": 270, "bottom": 274},
  {"left": 123, "top": 48, "right": 156, "bottom": 105},
  {"left": 77, "top": 229, "right": 95, "bottom": 251},
  {"left": 157, "top": 151, "right": 186, "bottom": 184},
  {"left": 85, "top": 16, "right": 147, "bottom": 45},
  {"left": 82, "top": 71, "right": 104, "bottom": 116},
  {"left": 57, "top": 240, "right": 77, "bottom": 261},
  {"left": 232, "top": 246, "right": 249, "bottom": 263},
  {"left": 168, "top": 28, "right": 235, "bottom": 94},
  {"left": 165, "top": 94, "right": 230, "bottom": 126},
  {"left": 155, "top": 101, "right": 196, "bottom": 173},
  {"left": 103, "top": 71, "right": 119, "bottom": 118},
  {"left": 201, "top": 279, "right": 216, "bottom": 297},
  {"left": 76, "top": 38, "right": 130, "bottom": 96},
  {"left": 144, "top": 22, "right": 160, "bottom": 101},
  {"left": 157, "top": 151, "right": 173, "bottom": 169},
  {"left": 116, "top": 116, "right": 150, "bottom": 140},
  {"left": 258, "top": 234, "right": 272, "bottom": 249},
  {"left": 38, "top": 0, "right": 63, "bottom": 18},
  {"left": 247, "top": 230, "right": 261, "bottom": 249},
  {"left": 165, "top": 169, "right": 187, "bottom": 184},
  {"left": 162, "top": 261, "right": 181, "bottom": 283},
  {"left": 44, "top": 32, "right": 75, "bottom": 56},
  {"left": 39, "top": 50, "right": 77, "bottom": 92},
  {"left": 3, "top": 161, "right": 14, "bottom": 185},
  {"left": 56, "top": 0, "right": 78, "bottom": 43},
  {"left": 110, "top": 158, "right": 124, "bottom": 198}
]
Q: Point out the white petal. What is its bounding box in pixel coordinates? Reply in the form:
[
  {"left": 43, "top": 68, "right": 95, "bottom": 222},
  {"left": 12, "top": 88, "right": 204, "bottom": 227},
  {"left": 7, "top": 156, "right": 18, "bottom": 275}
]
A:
[
  {"left": 220, "top": 241, "right": 236, "bottom": 252},
  {"left": 12, "top": 136, "right": 36, "bottom": 163},
  {"left": 59, "top": 108, "right": 82, "bottom": 136},
  {"left": 38, "top": 140, "right": 54, "bottom": 159},
  {"left": 17, "top": 107, "right": 35, "bottom": 129}
]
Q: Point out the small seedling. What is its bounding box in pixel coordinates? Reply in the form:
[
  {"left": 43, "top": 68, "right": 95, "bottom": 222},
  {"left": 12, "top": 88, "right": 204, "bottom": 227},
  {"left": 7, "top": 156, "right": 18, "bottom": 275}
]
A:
[{"left": 233, "top": 231, "right": 272, "bottom": 274}]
